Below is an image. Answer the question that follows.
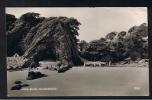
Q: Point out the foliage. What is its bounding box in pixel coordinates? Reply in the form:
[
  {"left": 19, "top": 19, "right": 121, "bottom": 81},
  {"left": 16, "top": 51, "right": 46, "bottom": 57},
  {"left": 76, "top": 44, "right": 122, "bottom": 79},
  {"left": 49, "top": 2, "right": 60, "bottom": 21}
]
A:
[
  {"left": 79, "top": 23, "right": 148, "bottom": 62},
  {"left": 6, "top": 14, "right": 17, "bottom": 31},
  {"left": 7, "top": 12, "right": 45, "bottom": 56},
  {"left": 6, "top": 12, "right": 148, "bottom": 66}
]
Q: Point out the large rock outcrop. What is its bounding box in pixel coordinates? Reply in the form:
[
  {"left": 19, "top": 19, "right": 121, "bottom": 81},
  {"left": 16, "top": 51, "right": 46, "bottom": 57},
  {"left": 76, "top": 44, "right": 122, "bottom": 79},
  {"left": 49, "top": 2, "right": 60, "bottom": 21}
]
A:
[
  {"left": 23, "top": 17, "right": 83, "bottom": 66},
  {"left": 7, "top": 13, "right": 83, "bottom": 68}
]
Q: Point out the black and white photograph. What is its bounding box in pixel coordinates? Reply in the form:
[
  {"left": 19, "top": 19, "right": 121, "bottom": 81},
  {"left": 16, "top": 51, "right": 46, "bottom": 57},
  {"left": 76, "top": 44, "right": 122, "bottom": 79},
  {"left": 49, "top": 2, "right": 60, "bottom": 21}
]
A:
[{"left": 6, "top": 7, "right": 149, "bottom": 96}]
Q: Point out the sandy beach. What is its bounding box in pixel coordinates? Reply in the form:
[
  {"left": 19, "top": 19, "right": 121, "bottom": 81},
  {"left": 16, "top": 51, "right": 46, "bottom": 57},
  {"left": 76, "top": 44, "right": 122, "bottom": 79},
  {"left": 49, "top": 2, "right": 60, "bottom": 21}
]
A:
[{"left": 7, "top": 66, "right": 149, "bottom": 96}]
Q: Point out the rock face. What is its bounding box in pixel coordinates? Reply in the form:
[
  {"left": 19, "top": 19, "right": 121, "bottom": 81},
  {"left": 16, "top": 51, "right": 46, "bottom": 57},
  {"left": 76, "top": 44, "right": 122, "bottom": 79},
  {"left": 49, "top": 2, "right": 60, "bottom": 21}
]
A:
[
  {"left": 7, "top": 13, "right": 83, "bottom": 68},
  {"left": 23, "top": 17, "right": 83, "bottom": 66}
]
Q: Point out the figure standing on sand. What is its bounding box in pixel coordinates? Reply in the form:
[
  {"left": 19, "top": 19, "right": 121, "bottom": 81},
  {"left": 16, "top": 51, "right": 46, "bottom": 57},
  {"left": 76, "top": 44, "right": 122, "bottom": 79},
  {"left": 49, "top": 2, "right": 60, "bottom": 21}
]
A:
[{"left": 108, "top": 60, "right": 111, "bottom": 66}]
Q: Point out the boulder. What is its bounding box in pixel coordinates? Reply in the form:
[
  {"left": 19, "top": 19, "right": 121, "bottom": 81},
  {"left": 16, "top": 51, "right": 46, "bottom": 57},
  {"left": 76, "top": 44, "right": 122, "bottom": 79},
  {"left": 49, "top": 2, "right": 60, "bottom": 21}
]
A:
[
  {"left": 14, "top": 81, "right": 22, "bottom": 84},
  {"left": 7, "top": 66, "right": 15, "bottom": 71},
  {"left": 11, "top": 84, "right": 22, "bottom": 90},
  {"left": 26, "top": 71, "right": 47, "bottom": 80},
  {"left": 57, "top": 64, "right": 70, "bottom": 73}
]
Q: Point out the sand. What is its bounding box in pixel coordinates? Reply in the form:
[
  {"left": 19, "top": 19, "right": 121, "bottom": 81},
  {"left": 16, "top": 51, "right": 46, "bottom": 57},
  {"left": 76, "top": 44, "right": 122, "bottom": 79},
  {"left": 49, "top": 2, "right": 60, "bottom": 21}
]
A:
[{"left": 7, "top": 67, "right": 149, "bottom": 96}]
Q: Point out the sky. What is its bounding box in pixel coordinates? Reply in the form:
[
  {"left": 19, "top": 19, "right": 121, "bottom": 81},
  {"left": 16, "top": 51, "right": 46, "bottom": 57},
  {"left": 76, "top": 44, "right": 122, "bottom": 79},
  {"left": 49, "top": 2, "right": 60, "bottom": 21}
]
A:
[{"left": 6, "top": 7, "right": 147, "bottom": 42}]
